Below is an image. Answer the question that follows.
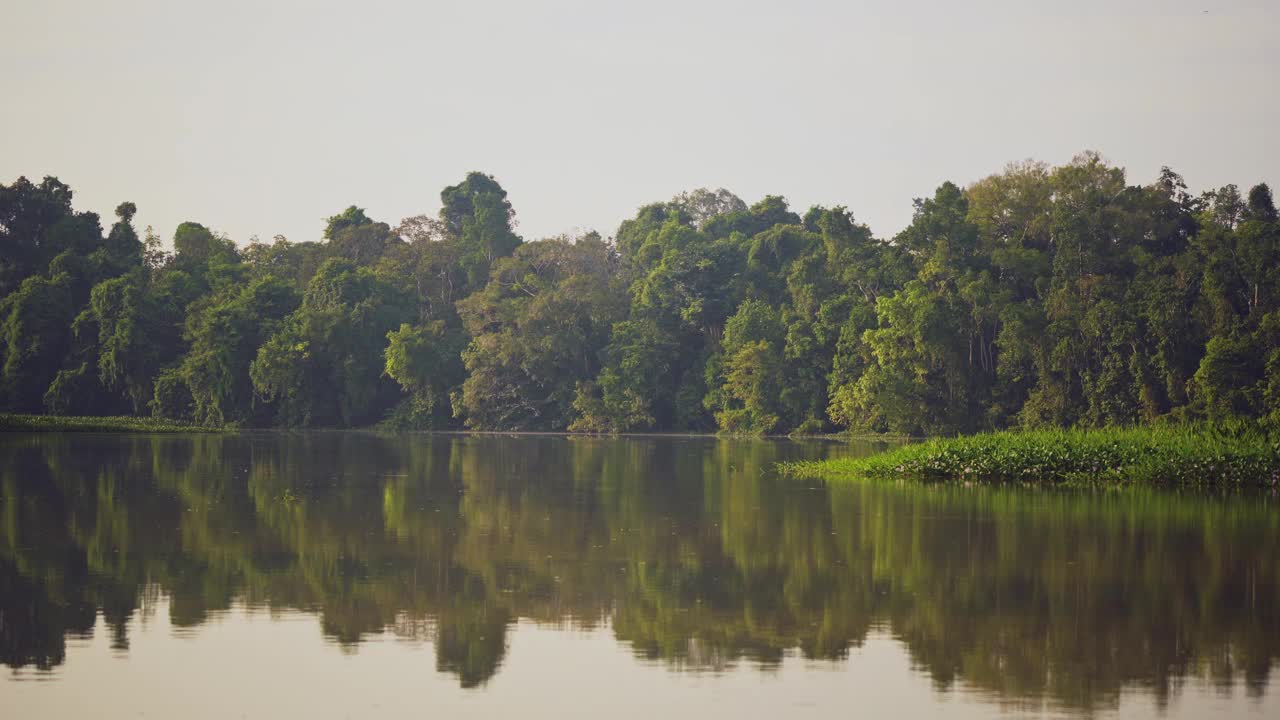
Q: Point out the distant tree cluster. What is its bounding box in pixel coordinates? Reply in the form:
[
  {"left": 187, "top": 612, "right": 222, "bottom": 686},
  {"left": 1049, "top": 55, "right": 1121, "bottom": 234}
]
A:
[{"left": 2, "top": 153, "right": 1278, "bottom": 433}]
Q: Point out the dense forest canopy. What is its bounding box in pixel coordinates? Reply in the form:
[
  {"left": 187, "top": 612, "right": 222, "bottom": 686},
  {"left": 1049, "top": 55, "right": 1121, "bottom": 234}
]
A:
[{"left": 1, "top": 153, "right": 1278, "bottom": 434}]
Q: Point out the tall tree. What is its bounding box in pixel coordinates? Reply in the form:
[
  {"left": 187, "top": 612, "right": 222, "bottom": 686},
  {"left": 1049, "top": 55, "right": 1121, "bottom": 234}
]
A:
[
  {"left": 439, "top": 172, "right": 522, "bottom": 291},
  {"left": 456, "top": 235, "right": 622, "bottom": 430},
  {"left": 251, "top": 258, "right": 413, "bottom": 427}
]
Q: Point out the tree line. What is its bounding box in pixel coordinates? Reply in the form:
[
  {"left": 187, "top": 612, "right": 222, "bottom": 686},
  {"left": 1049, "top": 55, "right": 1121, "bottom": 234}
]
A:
[{"left": 2, "top": 152, "right": 1278, "bottom": 433}]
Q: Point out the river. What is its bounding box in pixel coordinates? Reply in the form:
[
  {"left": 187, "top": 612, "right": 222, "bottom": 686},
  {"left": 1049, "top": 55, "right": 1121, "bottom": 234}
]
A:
[{"left": 1, "top": 433, "right": 1277, "bottom": 718}]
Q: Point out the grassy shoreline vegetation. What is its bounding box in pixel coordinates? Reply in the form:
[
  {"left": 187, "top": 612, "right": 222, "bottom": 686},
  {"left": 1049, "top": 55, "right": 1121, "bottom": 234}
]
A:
[
  {"left": 0, "top": 413, "right": 220, "bottom": 433},
  {"left": 782, "top": 424, "right": 1280, "bottom": 487},
  {"left": 2, "top": 155, "right": 1279, "bottom": 436}
]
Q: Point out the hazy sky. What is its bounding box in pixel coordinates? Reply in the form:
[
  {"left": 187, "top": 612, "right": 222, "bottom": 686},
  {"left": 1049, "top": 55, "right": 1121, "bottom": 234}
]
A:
[{"left": 3, "top": 0, "right": 1277, "bottom": 247}]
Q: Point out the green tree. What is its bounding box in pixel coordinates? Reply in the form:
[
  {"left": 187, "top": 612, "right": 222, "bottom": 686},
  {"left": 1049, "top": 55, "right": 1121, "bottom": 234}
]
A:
[
  {"left": 251, "top": 258, "right": 412, "bottom": 427},
  {"left": 439, "top": 172, "right": 522, "bottom": 290},
  {"left": 172, "top": 222, "right": 238, "bottom": 274},
  {"left": 831, "top": 183, "right": 989, "bottom": 434},
  {"left": 0, "top": 177, "right": 95, "bottom": 295},
  {"left": 705, "top": 300, "right": 786, "bottom": 434},
  {"left": 383, "top": 321, "right": 466, "bottom": 428},
  {"left": 103, "top": 202, "right": 144, "bottom": 272},
  {"left": 457, "top": 235, "right": 623, "bottom": 430},
  {"left": 179, "top": 276, "right": 301, "bottom": 425},
  {"left": 88, "top": 274, "right": 184, "bottom": 414},
  {"left": 570, "top": 318, "right": 678, "bottom": 433},
  {"left": 324, "top": 206, "right": 400, "bottom": 265},
  {"left": 0, "top": 274, "right": 75, "bottom": 411}
]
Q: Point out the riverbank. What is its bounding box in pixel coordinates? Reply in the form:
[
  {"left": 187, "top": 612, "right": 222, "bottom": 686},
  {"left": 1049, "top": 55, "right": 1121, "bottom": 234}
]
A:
[
  {"left": 782, "top": 424, "right": 1280, "bottom": 487},
  {"left": 0, "top": 414, "right": 900, "bottom": 440},
  {"left": 0, "top": 414, "right": 222, "bottom": 433}
]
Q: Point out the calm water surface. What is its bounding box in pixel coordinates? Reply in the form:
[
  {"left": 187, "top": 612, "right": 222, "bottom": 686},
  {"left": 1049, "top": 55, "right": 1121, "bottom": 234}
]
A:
[{"left": 1, "top": 433, "right": 1278, "bottom": 718}]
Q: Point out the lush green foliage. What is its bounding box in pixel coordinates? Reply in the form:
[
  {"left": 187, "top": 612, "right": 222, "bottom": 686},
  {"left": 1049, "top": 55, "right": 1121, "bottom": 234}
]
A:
[
  {"left": 2, "top": 154, "right": 1278, "bottom": 431},
  {"left": 784, "top": 424, "right": 1280, "bottom": 487}
]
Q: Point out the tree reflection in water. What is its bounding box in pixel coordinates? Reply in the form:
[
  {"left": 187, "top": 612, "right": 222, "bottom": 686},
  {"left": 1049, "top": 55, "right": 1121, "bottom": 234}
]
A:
[{"left": 1, "top": 433, "right": 1276, "bottom": 709}]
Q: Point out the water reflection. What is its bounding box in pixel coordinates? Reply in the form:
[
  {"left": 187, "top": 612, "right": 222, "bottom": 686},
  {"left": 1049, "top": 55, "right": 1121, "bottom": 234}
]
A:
[{"left": 1, "top": 433, "right": 1277, "bottom": 710}]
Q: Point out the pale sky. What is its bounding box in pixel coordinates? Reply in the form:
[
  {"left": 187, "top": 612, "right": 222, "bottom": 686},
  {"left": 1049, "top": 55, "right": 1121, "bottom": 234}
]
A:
[{"left": 2, "top": 0, "right": 1277, "bottom": 247}]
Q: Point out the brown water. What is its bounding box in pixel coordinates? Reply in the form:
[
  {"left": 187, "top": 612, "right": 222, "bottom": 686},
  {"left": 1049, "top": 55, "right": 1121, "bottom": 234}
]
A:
[{"left": 1, "top": 432, "right": 1277, "bottom": 718}]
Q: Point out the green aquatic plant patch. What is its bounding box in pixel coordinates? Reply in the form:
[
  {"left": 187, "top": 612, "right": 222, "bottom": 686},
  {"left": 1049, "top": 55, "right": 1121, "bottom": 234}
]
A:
[
  {"left": 0, "top": 414, "right": 222, "bottom": 433},
  {"left": 782, "top": 425, "right": 1280, "bottom": 487}
]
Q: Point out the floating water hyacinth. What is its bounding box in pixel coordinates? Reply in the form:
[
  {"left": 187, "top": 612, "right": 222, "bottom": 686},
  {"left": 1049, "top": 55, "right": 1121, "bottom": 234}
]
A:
[{"left": 780, "top": 423, "right": 1280, "bottom": 488}]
